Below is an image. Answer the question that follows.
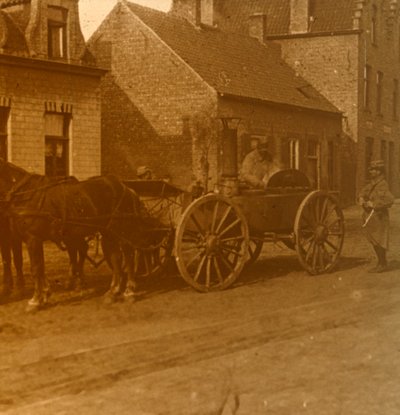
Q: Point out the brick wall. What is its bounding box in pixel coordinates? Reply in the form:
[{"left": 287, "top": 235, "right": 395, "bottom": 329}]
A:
[
  {"left": 217, "top": 96, "right": 350, "bottom": 202},
  {"left": 89, "top": 3, "right": 217, "bottom": 189},
  {"left": 0, "top": 62, "right": 101, "bottom": 179}
]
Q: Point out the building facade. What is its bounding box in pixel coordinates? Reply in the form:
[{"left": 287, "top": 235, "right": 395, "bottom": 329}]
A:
[
  {"left": 0, "top": 0, "right": 104, "bottom": 178},
  {"left": 171, "top": 0, "right": 400, "bottom": 197},
  {"left": 90, "top": 1, "right": 347, "bottom": 199}
]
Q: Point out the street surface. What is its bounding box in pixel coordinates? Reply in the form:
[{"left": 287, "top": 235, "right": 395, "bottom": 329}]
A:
[{"left": 0, "top": 202, "right": 399, "bottom": 415}]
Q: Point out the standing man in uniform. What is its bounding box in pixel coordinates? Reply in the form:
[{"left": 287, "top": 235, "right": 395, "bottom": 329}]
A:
[
  {"left": 239, "top": 141, "right": 281, "bottom": 188},
  {"left": 359, "top": 160, "right": 394, "bottom": 273}
]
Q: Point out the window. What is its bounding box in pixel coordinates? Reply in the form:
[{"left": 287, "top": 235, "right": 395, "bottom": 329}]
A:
[
  {"left": 393, "top": 79, "right": 398, "bottom": 120},
  {"left": 45, "top": 113, "right": 70, "bottom": 176},
  {"left": 307, "top": 139, "right": 320, "bottom": 189},
  {"left": 0, "top": 107, "right": 9, "bottom": 160},
  {"left": 381, "top": 140, "right": 387, "bottom": 166},
  {"left": 376, "top": 71, "right": 383, "bottom": 115},
  {"left": 365, "top": 137, "right": 374, "bottom": 178},
  {"left": 364, "top": 65, "right": 372, "bottom": 109},
  {"left": 327, "top": 141, "right": 336, "bottom": 189},
  {"left": 371, "top": 5, "right": 377, "bottom": 45},
  {"left": 289, "top": 139, "right": 299, "bottom": 169},
  {"left": 388, "top": 141, "right": 394, "bottom": 188},
  {"left": 48, "top": 6, "right": 68, "bottom": 59}
]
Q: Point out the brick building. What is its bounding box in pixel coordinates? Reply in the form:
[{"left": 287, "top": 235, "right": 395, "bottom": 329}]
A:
[
  {"left": 0, "top": 0, "right": 104, "bottom": 178},
  {"left": 171, "top": 0, "right": 400, "bottom": 197},
  {"left": 89, "top": 1, "right": 347, "bottom": 199}
]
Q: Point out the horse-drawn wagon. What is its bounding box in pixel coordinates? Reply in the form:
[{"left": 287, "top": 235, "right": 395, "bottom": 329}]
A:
[
  {"left": 125, "top": 169, "right": 345, "bottom": 293},
  {"left": 0, "top": 131, "right": 345, "bottom": 311}
]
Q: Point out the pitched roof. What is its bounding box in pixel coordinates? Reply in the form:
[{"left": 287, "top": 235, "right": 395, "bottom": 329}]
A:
[
  {"left": 0, "top": 10, "right": 28, "bottom": 54},
  {"left": 125, "top": 2, "right": 339, "bottom": 114},
  {"left": 212, "top": 0, "right": 356, "bottom": 35}
]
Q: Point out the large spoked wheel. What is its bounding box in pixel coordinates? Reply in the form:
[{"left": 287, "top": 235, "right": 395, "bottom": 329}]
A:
[
  {"left": 294, "top": 191, "right": 345, "bottom": 275},
  {"left": 134, "top": 231, "right": 174, "bottom": 278},
  {"left": 175, "top": 194, "right": 249, "bottom": 292},
  {"left": 245, "top": 238, "right": 263, "bottom": 266}
]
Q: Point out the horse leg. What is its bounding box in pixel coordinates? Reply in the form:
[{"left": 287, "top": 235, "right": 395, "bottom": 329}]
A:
[
  {"left": 123, "top": 247, "right": 138, "bottom": 299},
  {"left": 76, "top": 238, "right": 89, "bottom": 290},
  {"left": 66, "top": 245, "right": 78, "bottom": 290},
  {"left": 102, "top": 237, "right": 124, "bottom": 301},
  {"left": 12, "top": 238, "right": 24, "bottom": 295},
  {"left": 1, "top": 239, "right": 13, "bottom": 297},
  {"left": 26, "top": 237, "right": 49, "bottom": 311}
]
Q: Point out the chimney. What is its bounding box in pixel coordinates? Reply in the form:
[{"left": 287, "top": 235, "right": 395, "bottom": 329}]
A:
[
  {"left": 171, "top": 0, "right": 215, "bottom": 26},
  {"left": 199, "top": 0, "right": 214, "bottom": 26},
  {"left": 249, "top": 13, "right": 266, "bottom": 42},
  {"left": 290, "top": 0, "right": 310, "bottom": 33}
]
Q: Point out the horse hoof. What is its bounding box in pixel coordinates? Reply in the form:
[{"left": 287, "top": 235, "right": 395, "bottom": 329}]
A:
[
  {"left": 123, "top": 291, "right": 136, "bottom": 301},
  {"left": 103, "top": 293, "right": 118, "bottom": 305},
  {"left": 25, "top": 302, "right": 40, "bottom": 313}
]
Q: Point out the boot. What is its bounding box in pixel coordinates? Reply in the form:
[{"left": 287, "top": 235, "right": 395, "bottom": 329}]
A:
[{"left": 369, "top": 246, "right": 388, "bottom": 273}]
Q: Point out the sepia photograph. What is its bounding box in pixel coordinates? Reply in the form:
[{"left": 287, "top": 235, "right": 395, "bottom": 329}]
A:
[{"left": 0, "top": 0, "right": 399, "bottom": 413}]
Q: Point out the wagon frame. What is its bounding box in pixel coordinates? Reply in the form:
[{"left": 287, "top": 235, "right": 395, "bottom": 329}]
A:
[{"left": 125, "top": 169, "right": 345, "bottom": 293}]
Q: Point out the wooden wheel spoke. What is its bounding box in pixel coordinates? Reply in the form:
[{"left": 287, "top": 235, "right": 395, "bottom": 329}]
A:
[
  {"left": 211, "top": 202, "right": 220, "bottom": 233},
  {"left": 213, "top": 257, "right": 224, "bottom": 284},
  {"left": 190, "top": 213, "right": 206, "bottom": 236},
  {"left": 301, "top": 213, "right": 315, "bottom": 229},
  {"left": 181, "top": 245, "right": 200, "bottom": 253},
  {"left": 220, "top": 245, "right": 243, "bottom": 257},
  {"left": 193, "top": 255, "right": 207, "bottom": 282},
  {"left": 318, "top": 245, "right": 326, "bottom": 271},
  {"left": 301, "top": 234, "right": 314, "bottom": 248},
  {"left": 215, "top": 205, "right": 233, "bottom": 233},
  {"left": 220, "top": 252, "right": 234, "bottom": 272},
  {"left": 220, "top": 236, "right": 245, "bottom": 243},
  {"left": 305, "top": 240, "right": 316, "bottom": 263},
  {"left": 218, "top": 218, "right": 242, "bottom": 237},
  {"left": 327, "top": 231, "right": 343, "bottom": 237},
  {"left": 312, "top": 244, "right": 319, "bottom": 269},
  {"left": 319, "top": 198, "right": 329, "bottom": 222},
  {"left": 205, "top": 257, "right": 212, "bottom": 288},
  {"left": 314, "top": 197, "right": 321, "bottom": 222},
  {"left": 324, "top": 238, "right": 339, "bottom": 252},
  {"left": 185, "top": 250, "right": 203, "bottom": 268}
]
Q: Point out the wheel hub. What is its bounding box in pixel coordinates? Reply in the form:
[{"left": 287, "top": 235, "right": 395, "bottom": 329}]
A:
[
  {"left": 205, "top": 234, "right": 220, "bottom": 255},
  {"left": 315, "top": 224, "right": 328, "bottom": 243}
]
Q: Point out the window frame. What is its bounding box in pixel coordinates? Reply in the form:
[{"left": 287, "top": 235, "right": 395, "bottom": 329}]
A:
[
  {"left": 47, "top": 6, "right": 68, "bottom": 60},
  {"left": 376, "top": 71, "right": 383, "bottom": 115},
  {"left": 0, "top": 106, "right": 9, "bottom": 161},
  {"left": 44, "top": 112, "right": 70, "bottom": 177},
  {"left": 364, "top": 65, "right": 372, "bottom": 109},
  {"left": 289, "top": 138, "right": 299, "bottom": 170},
  {"left": 393, "top": 79, "right": 398, "bottom": 120},
  {"left": 371, "top": 4, "right": 378, "bottom": 45}
]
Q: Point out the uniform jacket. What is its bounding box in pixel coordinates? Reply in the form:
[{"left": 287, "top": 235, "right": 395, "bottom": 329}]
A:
[
  {"left": 239, "top": 149, "right": 281, "bottom": 188},
  {"left": 359, "top": 177, "right": 394, "bottom": 249}
]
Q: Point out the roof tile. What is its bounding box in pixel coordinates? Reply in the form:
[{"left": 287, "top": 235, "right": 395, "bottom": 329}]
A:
[{"left": 126, "top": 2, "right": 339, "bottom": 114}]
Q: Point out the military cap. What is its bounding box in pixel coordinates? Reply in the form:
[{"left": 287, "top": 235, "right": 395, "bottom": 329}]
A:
[
  {"left": 368, "top": 160, "right": 385, "bottom": 171},
  {"left": 136, "top": 166, "right": 152, "bottom": 177}
]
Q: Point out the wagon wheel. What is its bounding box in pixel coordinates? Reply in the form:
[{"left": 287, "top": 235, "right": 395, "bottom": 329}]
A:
[
  {"left": 246, "top": 238, "right": 263, "bottom": 266},
  {"left": 294, "top": 190, "right": 344, "bottom": 275},
  {"left": 175, "top": 194, "right": 249, "bottom": 292},
  {"left": 134, "top": 231, "right": 174, "bottom": 278}
]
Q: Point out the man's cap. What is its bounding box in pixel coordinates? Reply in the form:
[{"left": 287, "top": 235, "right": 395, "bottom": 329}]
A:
[
  {"left": 258, "top": 142, "right": 269, "bottom": 151},
  {"left": 137, "top": 166, "right": 152, "bottom": 176},
  {"left": 368, "top": 160, "right": 385, "bottom": 171}
]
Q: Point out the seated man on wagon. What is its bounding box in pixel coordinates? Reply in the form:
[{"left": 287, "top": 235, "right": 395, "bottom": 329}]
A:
[
  {"left": 239, "top": 141, "right": 281, "bottom": 189},
  {"left": 136, "top": 166, "right": 153, "bottom": 180}
]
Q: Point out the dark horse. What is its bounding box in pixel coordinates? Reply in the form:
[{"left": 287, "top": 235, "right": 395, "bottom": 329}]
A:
[
  {"left": 0, "top": 214, "right": 24, "bottom": 297},
  {"left": 0, "top": 159, "right": 152, "bottom": 311}
]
